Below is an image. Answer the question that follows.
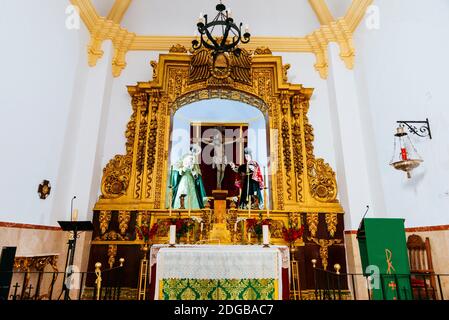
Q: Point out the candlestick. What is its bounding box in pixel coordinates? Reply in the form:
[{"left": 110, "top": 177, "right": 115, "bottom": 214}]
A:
[
  {"left": 247, "top": 165, "right": 251, "bottom": 218},
  {"left": 188, "top": 195, "right": 191, "bottom": 217},
  {"left": 169, "top": 225, "right": 176, "bottom": 246},
  {"left": 263, "top": 225, "right": 269, "bottom": 247},
  {"left": 169, "top": 165, "right": 173, "bottom": 216},
  {"left": 263, "top": 166, "right": 269, "bottom": 218}
]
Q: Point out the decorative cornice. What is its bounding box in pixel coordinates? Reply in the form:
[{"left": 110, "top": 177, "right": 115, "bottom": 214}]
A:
[
  {"left": 73, "top": 0, "right": 372, "bottom": 78},
  {"left": 71, "top": 0, "right": 99, "bottom": 32},
  {"left": 345, "top": 0, "right": 373, "bottom": 32},
  {"left": 308, "top": 0, "right": 335, "bottom": 25},
  {"left": 107, "top": 0, "right": 132, "bottom": 24}
]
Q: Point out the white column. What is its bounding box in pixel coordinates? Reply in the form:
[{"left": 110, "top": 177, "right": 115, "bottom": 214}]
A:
[
  {"left": 51, "top": 39, "right": 113, "bottom": 223},
  {"left": 71, "top": 43, "right": 114, "bottom": 223},
  {"left": 326, "top": 43, "right": 387, "bottom": 231},
  {"left": 50, "top": 35, "right": 114, "bottom": 277}
]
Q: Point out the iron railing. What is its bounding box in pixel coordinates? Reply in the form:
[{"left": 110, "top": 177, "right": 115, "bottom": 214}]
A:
[
  {"left": 312, "top": 267, "right": 448, "bottom": 300},
  {"left": 0, "top": 262, "right": 125, "bottom": 301}
]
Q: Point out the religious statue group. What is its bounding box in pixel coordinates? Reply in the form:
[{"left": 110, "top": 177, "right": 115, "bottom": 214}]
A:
[{"left": 170, "top": 145, "right": 264, "bottom": 210}]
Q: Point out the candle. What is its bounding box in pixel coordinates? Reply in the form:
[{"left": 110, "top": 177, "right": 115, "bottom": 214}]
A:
[
  {"left": 198, "top": 12, "right": 204, "bottom": 24},
  {"left": 200, "top": 222, "right": 203, "bottom": 232},
  {"left": 263, "top": 225, "right": 269, "bottom": 246},
  {"left": 169, "top": 225, "right": 176, "bottom": 245},
  {"left": 72, "top": 209, "right": 78, "bottom": 222},
  {"left": 245, "top": 24, "right": 250, "bottom": 33},
  {"left": 264, "top": 166, "right": 269, "bottom": 218},
  {"left": 234, "top": 222, "right": 238, "bottom": 232},
  {"left": 401, "top": 148, "right": 408, "bottom": 160}
]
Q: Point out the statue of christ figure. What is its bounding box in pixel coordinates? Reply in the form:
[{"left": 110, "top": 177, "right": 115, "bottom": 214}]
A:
[{"left": 202, "top": 129, "right": 243, "bottom": 189}]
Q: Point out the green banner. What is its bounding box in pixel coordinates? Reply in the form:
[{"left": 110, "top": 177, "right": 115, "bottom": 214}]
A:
[{"left": 357, "top": 218, "right": 412, "bottom": 300}]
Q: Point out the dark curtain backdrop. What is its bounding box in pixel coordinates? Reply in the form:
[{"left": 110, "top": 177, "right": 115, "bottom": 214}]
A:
[{"left": 191, "top": 124, "right": 248, "bottom": 197}]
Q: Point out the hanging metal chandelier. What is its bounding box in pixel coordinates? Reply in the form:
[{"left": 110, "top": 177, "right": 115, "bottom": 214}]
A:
[
  {"left": 390, "top": 125, "right": 423, "bottom": 178},
  {"left": 192, "top": 1, "right": 251, "bottom": 57}
]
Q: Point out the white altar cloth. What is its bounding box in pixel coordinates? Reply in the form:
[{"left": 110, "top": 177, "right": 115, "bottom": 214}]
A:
[{"left": 153, "top": 245, "right": 288, "bottom": 300}]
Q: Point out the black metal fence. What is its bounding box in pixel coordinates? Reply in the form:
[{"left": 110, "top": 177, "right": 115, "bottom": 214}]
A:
[
  {"left": 0, "top": 264, "right": 125, "bottom": 301},
  {"left": 312, "top": 267, "right": 448, "bottom": 300}
]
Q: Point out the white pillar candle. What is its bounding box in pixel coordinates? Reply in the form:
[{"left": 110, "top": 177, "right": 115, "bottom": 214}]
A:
[
  {"left": 263, "top": 225, "right": 269, "bottom": 245},
  {"left": 169, "top": 225, "right": 176, "bottom": 245},
  {"left": 72, "top": 209, "right": 78, "bottom": 222}
]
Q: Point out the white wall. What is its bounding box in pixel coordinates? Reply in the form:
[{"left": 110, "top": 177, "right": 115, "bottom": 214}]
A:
[
  {"left": 120, "top": 0, "right": 319, "bottom": 37},
  {"left": 353, "top": 0, "right": 449, "bottom": 227},
  {"left": 0, "top": 1, "right": 83, "bottom": 225}
]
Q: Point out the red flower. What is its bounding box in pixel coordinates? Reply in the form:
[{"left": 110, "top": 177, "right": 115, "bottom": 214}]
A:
[
  {"left": 282, "top": 225, "right": 304, "bottom": 244},
  {"left": 135, "top": 221, "right": 158, "bottom": 242},
  {"left": 246, "top": 219, "right": 258, "bottom": 231}
]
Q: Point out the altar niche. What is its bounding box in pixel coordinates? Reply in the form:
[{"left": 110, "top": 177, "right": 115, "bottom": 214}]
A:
[
  {"left": 168, "top": 99, "right": 271, "bottom": 210},
  {"left": 96, "top": 46, "right": 341, "bottom": 212}
]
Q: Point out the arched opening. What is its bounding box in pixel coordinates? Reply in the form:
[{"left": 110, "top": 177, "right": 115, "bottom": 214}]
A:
[{"left": 167, "top": 98, "right": 271, "bottom": 210}]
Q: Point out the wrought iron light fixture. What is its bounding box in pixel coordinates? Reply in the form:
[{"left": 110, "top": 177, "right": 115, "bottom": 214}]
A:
[
  {"left": 390, "top": 125, "right": 423, "bottom": 178},
  {"left": 192, "top": 1, "right": 251, "bottom": 57},
  {"left": 396, "top": 118, "right": 432, "bottom": 140}
]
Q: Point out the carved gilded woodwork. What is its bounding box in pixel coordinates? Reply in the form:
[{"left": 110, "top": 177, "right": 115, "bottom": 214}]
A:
[
  {"left": 253, "top": 47, "right": 272, "bottom": 55},
  {"left": 98, "top": 211, "right": 111, "bottom": 235},
  {"left": 282, "top": 64, "right": 291, "bottom": 82},
  {"left": 269, "top": 220, "right": 285, "bottom": 239},
  {"left": 118, "top": 211, "right": 131, "bottom": 235},
  {"left": 101, "top": 230, "right": 125, "bottom": 241},
  {"left": 169, "top": 44, "right": 188, "bottom": 53},
  {"left": 108, "top": 244, "right": 117, "bottom": 268},
  {"left": 101, "top": 155, "right": 133, "bottom": 198},
  {"left": 308, "top": 237, "right": 342, "bottom": 270},
  {"left": 94, "top": 46, "right": 343, "bottom": 231},
  {"left": 306, "top": 213, "right": 319, "bottom": 237},
  {"left": 308, "top": 159, "right": 338, "bottom": 202},
  {"left": 325, "top": 212, "right": 338, "bottom": 238}
]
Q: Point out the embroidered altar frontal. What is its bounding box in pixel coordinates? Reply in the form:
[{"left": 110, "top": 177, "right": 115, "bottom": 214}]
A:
[{"left": 155, "top": 246, "right": 285, "bottom": 300}]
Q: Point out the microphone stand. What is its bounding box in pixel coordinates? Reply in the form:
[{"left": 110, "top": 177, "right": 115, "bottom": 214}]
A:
[{"left": 58, "top": 196, "right": 77, "bottom": 300}]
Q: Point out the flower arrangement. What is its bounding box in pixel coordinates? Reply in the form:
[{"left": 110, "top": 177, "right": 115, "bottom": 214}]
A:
[
  {"left": 135, "top": 219, "right": 158, "bottom": 243},
  {"left": 168, "top": 217, "right": 194, "bottom": 239},
  {"left": 136, "top": 217, "right": 198, "bottom": 243},
  {"left": 282, "top": 216, "right": 304, "bottom": 246},
  {"left": 246, "top": 213, "right": 272, "bottom": 241}
]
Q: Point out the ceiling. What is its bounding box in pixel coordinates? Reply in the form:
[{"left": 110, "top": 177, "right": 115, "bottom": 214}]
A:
[{"left": 90, "top": 0, "right": 353, "bottom": 37}]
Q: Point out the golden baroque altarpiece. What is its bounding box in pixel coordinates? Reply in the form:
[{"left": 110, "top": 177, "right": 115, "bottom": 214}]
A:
[{"left": 86, "top": 45, "right": 348, "bottom": 298}]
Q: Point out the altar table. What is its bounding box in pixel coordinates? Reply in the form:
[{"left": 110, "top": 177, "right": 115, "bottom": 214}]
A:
[{"left": 149, "top": 245, "right": 290, "bottom": 300}]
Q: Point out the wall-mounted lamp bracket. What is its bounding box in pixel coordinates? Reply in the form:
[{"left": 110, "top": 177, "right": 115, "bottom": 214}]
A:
[{"left": 396, "top": 118, "right": 432, "bottom": 139}]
